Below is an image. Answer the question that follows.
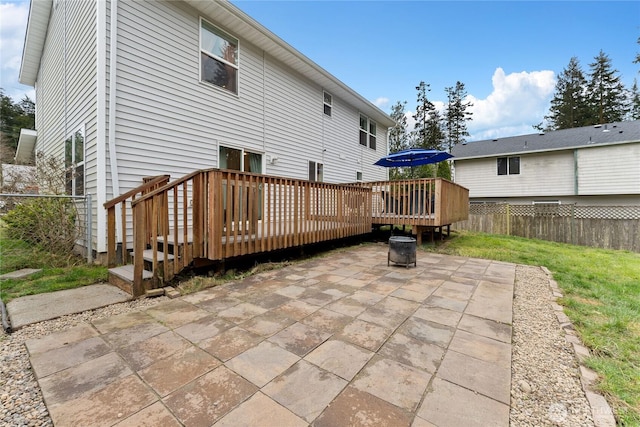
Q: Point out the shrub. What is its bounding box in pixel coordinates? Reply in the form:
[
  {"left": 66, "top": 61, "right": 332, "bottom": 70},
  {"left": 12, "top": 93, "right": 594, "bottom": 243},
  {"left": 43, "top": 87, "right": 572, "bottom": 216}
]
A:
[{"left": 3, "top": 197, "right": 79, "bottom": 255}]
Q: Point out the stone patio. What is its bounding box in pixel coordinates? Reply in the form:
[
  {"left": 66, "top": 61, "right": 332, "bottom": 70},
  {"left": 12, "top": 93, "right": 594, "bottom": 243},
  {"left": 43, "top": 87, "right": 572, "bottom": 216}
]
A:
[{"left": 25, "top": 244, "right": 516, "bottom": 426}]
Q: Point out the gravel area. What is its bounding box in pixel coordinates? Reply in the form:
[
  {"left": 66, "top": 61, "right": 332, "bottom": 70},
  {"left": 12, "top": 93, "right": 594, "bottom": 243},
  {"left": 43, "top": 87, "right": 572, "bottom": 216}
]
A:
[
  {"left": 1, "top": 265, "right": 598, "bottom": 426},
  {"left": 510, "top": 265, "right": 594, "bottom": 426},
  {"left": 0, "top": 296, "right": 168, "bottom": 427}
]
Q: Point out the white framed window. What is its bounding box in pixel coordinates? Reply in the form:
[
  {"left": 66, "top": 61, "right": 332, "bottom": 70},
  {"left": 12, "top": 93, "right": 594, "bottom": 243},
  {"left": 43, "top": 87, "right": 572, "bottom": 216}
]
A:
[
  {"left": 497, "top": 156, "right": 520, "bottom": 175},
  {"left": 219, "top": 146, "right": 262, "bottom": 173},
  {"left": 308, "top": 161, "right": 323, "bottom": 182},
  {"left": 356, "top": 171, "right": 363, "bottom": 181},
  {"left": 359, "top": 114, "right": 376, "bottom": 150},
  {"left": 65, "top": 127, "right": 85, "bottom": 195},
  {"left": 200, "top": 18, "right": 239, "bottom": 94},
  {"left": 323, "top": 91, "right": 332, "bottom": 116}
]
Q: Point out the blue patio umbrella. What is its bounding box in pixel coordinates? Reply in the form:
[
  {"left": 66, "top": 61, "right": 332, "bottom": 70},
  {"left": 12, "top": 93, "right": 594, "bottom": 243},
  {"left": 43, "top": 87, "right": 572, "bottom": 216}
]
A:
[{"left": 374, "top": 148, "right": 453, "bottom": 168}]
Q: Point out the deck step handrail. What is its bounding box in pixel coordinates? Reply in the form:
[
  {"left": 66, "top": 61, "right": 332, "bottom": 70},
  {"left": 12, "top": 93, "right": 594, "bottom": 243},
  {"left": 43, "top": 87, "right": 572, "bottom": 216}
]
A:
[{"left": 104, "top": 174, "right": 170, "bottom": 266}]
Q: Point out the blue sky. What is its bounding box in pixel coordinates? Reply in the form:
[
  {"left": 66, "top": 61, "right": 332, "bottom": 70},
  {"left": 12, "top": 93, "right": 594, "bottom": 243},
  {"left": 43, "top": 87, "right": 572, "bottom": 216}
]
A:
[{"left": 2, "top": 1, "right": 638, "bottom": 141}]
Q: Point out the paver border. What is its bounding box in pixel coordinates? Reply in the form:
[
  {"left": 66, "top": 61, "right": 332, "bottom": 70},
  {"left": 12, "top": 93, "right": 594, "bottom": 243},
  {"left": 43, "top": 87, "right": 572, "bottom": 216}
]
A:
[{"left": 541, "top": 266, "right": 616, "bottom": 427}]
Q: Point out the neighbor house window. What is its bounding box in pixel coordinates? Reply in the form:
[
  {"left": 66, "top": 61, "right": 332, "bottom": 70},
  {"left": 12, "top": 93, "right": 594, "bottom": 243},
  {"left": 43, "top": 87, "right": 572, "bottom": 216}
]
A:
[
  {"left": 356, "top": 171, "right": 363, "bottom": 181},
  {"left": 308, "top": 161, "right": 323, "bottom": 182},
  {"left": 359, "top": 114, "right": 376, "bottom": 149},
  {"left": 323, "top": 91, "right": 332, "bottom": 116},
  {"left": 497, "top": 156, "right": 520, "bottom": 175},
  {"left": 219, "top": 146, "right": 262, "bottom": 173},
  {"left": 200, "top": 19, "right": 238, "bottom": 94},
  {"left": 65, "top": 128, "right": 84, "bottom": 195}
]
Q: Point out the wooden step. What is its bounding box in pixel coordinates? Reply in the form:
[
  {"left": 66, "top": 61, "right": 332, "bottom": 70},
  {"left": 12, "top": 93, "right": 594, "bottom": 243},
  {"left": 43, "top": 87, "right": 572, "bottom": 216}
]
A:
[
  {"left": 108, "top": 264, "right": 153, "bottom": 297},
  {"left": 131, "top": 250, "right": 175, "bottom": 262}
]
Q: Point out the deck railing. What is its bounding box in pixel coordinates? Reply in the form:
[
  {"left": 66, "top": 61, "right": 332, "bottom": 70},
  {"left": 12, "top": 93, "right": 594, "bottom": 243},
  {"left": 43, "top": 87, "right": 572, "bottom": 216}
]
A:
[
  {"left": 359, "top": 178, "right": 469, "bottom": 227},
  {"left": 103, "top": 174, "right": 170, "bottom": 266},
  {"left": 105, "top": 171, "right": 469, "bottom": 293},
  {"left": 127, "top": 169, "right": 372, "bottom": 291}
]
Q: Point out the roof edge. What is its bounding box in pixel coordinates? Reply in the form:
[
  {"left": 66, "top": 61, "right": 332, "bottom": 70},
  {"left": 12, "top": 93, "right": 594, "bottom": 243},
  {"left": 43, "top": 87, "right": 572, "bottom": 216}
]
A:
[
  {"left": 452, "top": 139, "right": 639, "bottom": 161},
  {"left": 19, "top": 0, "right": 52, "bottom": 86}
]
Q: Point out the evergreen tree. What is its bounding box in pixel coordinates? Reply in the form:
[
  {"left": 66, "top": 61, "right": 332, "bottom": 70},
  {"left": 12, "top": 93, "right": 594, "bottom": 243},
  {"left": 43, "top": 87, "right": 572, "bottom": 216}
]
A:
[
  {"left": 629, "top": 79, "right": 640, "bottom": 120},
  {"left": 0, "top": 89, "right": 36, "bottom": 162},
  {"left": 388, "top": 100, "right": 409, "bottom": 180},
  {"left": 544, "top": 57, "right": 590, "bottom": 130},
  {"left": 412, "top": 81, "right": 444, "bottom": 150},
  {"left": 444, "top": 81, "right": 473, "bottom": 151},
  {"left": 586, "top": 50, "right": 628, "bottom": 123}
]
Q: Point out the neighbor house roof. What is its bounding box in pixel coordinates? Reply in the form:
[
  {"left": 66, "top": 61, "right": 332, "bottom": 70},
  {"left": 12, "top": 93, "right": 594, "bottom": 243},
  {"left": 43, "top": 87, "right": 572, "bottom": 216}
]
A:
[
  {"left": 451, "top": 120, "right": 640, "bottom": 160},
  {"left": 19, "top": 0, "right": 395, "bottom": 128}
]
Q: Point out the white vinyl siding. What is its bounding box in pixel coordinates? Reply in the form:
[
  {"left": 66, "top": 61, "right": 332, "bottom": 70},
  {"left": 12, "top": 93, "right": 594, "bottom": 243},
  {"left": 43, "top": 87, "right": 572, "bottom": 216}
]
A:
[
  {"left": 35, "top": 0, "right": 97, "bottom": 243},
  {"left": 113, "top": 0, "right": 387, "bottom": 189},
  {"left": 455, "top": 151, "right": 575, "bottom": 198},
  {"left": 577, "top": 144, "right": 640, "bottom": 195}
]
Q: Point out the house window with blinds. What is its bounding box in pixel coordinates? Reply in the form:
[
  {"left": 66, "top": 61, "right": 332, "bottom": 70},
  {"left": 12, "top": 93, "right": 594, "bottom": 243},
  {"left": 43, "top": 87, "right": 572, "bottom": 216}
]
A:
[{"left": 200, "top": 19, "right": 239, "bottom": 94}]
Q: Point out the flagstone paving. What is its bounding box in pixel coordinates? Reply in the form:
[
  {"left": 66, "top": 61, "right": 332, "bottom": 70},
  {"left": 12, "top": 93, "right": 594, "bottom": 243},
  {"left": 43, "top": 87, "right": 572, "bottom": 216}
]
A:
[{"left": 25, "top": 244, "right": 516, "bottom": 426}]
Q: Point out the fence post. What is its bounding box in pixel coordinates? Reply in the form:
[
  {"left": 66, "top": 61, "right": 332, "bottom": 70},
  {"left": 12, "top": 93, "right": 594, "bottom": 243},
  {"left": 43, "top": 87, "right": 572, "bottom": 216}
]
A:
[
  {"left": 86, "top": 193, "right": 93, "bottom": 264},
  {"left": 506, "top": 203, "right": 511, "bottom": 235}
]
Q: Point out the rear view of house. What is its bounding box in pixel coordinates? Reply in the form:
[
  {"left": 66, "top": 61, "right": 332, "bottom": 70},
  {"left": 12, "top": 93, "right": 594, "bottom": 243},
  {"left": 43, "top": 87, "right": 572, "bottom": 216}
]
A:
[{"left": 18, "top": 0, "right": 395, "bottom": 260}]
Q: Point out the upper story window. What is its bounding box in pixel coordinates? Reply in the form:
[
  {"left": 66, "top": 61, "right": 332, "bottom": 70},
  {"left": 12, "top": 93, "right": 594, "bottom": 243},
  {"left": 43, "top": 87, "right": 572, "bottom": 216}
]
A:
[
  {"left": 497, "top": 156, "right": 520, "bottom": 175},
  {"left": 359, "top": 115, "right": 376, "bottom": 150},
  {"left": 323, "top": 91, "right": 332, "bottom": 116},
  {"left": 65, "top": 128, "right": 84, "bottom": 195},
  {"left": 200, "top": 19, "right": 238, "bottom": 94}
]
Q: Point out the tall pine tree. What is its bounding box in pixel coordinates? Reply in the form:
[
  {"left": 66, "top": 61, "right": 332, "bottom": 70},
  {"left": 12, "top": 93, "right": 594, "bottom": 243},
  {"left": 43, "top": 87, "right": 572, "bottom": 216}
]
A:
[
  {"left": 412, "top": 81, "right": 444, "bottom": 150},
  {"left": 545, "top": 57, "right": 590, "bottom": 130},
  {"left": 388, "top": 100, "right": 409, "bottom": 180},
  {"left": 444, "top": 81, "right": 473, "bottom": 151},
  {"left": 586, "top": 50, "right": 628, "bottom": 124}
]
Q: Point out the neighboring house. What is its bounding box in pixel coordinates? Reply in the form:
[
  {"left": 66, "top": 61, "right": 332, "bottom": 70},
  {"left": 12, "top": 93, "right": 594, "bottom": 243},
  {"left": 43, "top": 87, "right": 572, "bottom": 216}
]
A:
[
  {"left": 18, "top": 0, "right": 395, "bottom": 257},
  {"left": 451, "top": 121, "right": 640, "bottom": 206}
]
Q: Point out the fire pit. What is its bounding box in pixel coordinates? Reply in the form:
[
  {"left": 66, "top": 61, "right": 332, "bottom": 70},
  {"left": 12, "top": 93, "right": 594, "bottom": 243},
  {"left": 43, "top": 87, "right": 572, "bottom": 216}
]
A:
[{"left": 388, "top": 236, "right": 417, "bottom": 268}]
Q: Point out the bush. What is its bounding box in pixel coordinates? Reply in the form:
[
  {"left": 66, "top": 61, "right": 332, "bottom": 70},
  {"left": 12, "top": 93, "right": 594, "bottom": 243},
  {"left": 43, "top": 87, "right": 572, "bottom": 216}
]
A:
[{"left": 3, "top": 197, "right": 79, "bottom": 255}]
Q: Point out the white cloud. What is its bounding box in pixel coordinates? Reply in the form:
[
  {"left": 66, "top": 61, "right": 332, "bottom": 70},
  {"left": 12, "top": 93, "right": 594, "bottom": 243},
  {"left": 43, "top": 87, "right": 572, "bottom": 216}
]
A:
[
  {"left": 466, "top": 67, "right": 556, "bottom": 141},
  {"left": 1, "top": 1, "right": 33, "bottom": 100},
  {"left": 373, "top": 97, "right": 390, "bottom": 109}
]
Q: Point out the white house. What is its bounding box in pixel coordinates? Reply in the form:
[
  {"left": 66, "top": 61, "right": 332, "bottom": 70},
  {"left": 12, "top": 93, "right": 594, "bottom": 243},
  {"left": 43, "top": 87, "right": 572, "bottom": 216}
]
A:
[
  {"left": 451, "top": 121, "right": 640, "bottom": 206},
  {"left": 18, "top": 0, "right": 395, "bottom": 257}
]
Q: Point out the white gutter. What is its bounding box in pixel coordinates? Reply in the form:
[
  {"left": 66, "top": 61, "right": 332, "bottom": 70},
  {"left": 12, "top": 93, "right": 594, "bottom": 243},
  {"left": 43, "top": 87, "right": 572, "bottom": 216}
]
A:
[{"left": 108, "top": 0, "right": 121, "bottom": 240}]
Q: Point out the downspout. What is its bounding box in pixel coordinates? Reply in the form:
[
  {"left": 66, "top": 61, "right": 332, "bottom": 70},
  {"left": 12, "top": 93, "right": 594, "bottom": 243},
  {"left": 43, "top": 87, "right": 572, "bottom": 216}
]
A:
[
  {"left": 96, "top": 0, "right": 107, "bottom": 252},
  {"left": 108, "top": 0, "right": 121, "bottom": 240},
  {"left": 573, "top": 149, "right": 579, "bottom": 195}
]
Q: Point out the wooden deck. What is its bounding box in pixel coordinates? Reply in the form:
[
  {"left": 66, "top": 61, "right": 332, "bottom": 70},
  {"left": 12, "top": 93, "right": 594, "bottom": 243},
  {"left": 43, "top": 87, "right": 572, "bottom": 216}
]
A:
[{"left": 104, "top": 170, "right": 468, "bottom": 296}]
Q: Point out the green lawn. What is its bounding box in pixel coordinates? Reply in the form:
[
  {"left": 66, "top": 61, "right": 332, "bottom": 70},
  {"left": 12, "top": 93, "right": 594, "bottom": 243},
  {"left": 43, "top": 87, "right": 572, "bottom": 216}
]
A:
[
  {"left": 429, "top": 231, "right": 640, "bottom": 426},
  {"left": 0, "top": 226, "right": 108, "bottom": 303}
]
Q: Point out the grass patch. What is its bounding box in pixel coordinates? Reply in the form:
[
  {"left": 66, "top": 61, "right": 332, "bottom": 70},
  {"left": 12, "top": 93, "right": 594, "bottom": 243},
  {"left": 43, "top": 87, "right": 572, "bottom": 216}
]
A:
[
  {"left": 0, "top": 265, "right": 108, "bottom": 303},
  {"left": 0, "top": 222, "right": 108, "bottom": 303},
  {"left": 430, "top": 231, "right": 640, "bottom": 425}
]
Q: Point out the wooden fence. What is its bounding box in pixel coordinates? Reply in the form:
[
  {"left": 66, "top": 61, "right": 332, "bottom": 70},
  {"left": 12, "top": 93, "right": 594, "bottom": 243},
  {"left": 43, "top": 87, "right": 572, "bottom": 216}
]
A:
[{"left": 454, "top": 203, "right": 640, "bottom": 252}]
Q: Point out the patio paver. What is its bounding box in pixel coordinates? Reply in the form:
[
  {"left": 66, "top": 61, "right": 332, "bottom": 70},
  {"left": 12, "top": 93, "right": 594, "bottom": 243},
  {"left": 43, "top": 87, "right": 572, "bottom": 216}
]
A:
[{"left": 25, "top": 244, "right": 515, "bottom": 426}]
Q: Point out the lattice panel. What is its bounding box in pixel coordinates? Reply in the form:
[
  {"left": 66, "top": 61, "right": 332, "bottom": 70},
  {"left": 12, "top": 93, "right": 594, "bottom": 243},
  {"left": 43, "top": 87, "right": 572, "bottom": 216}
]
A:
[
  {"left": 575, "top": 205, "right": 640, "bottom": 220},
  {"left": 469, "top": 203, "right": 506, "bottom": 215}
]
